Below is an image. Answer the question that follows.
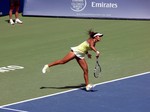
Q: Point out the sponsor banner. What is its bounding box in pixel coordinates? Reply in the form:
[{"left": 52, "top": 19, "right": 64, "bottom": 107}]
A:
[{"left": 23, "top": 0, "right": 150, "bottom": 19}]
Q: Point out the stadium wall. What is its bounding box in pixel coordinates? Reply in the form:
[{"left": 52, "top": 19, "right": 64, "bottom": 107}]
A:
[
  {"left": 23, "top": 0, "right": 150, "bottom": 20},
  {"left": 0, "top": 0, "right": 24, "bottom": 16}
]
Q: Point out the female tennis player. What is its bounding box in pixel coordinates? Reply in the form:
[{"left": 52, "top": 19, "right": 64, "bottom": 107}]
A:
[{"left": 42, "top": 30, "right": 103, "bottom": 91}]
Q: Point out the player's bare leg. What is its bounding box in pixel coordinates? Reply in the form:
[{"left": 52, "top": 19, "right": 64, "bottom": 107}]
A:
[{"left": 42, "top": 51, "right": 75, "bottom": 73}]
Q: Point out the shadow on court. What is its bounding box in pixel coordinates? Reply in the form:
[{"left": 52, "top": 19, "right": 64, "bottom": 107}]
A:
[
  {"left": 40, "top": 83, "right": 86, "bottom": 90},
  {"left": 40, "top": 83, "right": 98, "bottom": 92}
]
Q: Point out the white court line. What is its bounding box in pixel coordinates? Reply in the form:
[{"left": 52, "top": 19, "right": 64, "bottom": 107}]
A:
[
  {"left": 0, "top": 107, "right": 28, "bottom": 112},
  {"left": 0, "top": 71, "right": 150, "bottom": 108}
]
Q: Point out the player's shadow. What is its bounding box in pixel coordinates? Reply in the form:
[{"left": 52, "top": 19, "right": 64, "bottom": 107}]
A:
[
  {"left": 40, "top": 84, "right": 86, "bottom": 90},
  {"left": 40, "top": 84, "right": 98, "bottom": 92},
  {"left": 5, "top": 19, "right": 10, "bottom": 23}
]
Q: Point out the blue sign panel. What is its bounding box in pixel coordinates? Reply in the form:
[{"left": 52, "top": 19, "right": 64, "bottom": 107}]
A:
[
  {"left": 0, "top": 0, "right": 24, "bottom": 16},
  {"left": 23, "top": 0, "right": 150, "bottom": 19}
]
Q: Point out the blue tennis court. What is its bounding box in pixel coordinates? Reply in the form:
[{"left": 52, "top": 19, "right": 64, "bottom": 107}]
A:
[{"left": 1, "top": 72, "right": 150, "bottom": 112}]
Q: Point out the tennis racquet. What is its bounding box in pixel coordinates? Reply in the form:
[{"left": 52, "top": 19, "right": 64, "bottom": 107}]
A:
[{"left": 94, "top": 58, "right": 102, "bottom": 78}]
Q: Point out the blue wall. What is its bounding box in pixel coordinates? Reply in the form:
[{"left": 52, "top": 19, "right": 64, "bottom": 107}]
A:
[
  {"left": 1, "top": 0, "right": 150, "bottom": 20},
  {"left": 23, "top": 0, "right": 150, "bottom": 20},
  {"left": 0, "top": 0, "right": 24, "bottom": 16}
]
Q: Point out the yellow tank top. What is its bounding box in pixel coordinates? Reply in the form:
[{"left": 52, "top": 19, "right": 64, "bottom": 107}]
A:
[{"left": 75, "top": 41, "right": 91, "bottom": 53}]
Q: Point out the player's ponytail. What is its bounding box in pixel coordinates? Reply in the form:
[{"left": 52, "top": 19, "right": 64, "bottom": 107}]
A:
[{"left": 88, "top": 29, "right": 97, "bottom": 38}]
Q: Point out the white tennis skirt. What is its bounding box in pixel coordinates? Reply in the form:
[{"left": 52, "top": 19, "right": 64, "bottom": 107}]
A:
[{"left": 71, "top": 47, "right": 85, "bottom": 59}]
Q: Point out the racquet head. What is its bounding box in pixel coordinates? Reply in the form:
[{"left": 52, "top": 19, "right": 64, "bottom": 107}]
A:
[{"left": 94, "top": 58, "right": 102, "bottom": 78}]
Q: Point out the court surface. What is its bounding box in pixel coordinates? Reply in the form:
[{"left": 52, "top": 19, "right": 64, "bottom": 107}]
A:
[{"left": 0, "top": 72, "right": 150, "bottom": 112}]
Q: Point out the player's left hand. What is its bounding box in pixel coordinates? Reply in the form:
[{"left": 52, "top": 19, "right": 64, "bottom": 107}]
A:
[{"left": 96, "top": 51, "right": 100, "bottom": 58}]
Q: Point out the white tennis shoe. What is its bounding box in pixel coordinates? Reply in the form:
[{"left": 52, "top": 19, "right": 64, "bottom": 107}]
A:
[
  {"left": 10, "top": 19, "right": 14, "bottom": 25},
  {"left": 86, "top": 84, "right": 94, "bottom": 91},
  {"left": 42, "top": 64, "right": 49, "bottom": 73},
  {"left": 15, "top": 18, "right": 23, "bottom": 24}
]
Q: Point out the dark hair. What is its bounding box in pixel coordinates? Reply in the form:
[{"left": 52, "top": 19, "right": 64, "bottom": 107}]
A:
[{"left": 88, "top": 29, "right": 97, "bottom": 38}]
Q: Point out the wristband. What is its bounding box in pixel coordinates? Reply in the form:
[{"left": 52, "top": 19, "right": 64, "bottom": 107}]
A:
[{"left": 96, "top": 51, "right": 100, "bottom": 54}]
